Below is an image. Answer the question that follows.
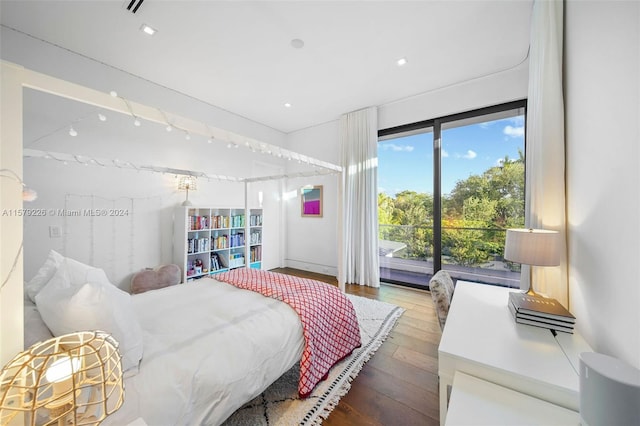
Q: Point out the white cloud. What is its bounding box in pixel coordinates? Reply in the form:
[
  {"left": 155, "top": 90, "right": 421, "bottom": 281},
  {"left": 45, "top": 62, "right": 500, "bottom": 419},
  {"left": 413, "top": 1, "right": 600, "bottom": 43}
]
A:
[
  {"left": 478, "top": 122, "right": 492, "bottom": 129},
  {"left": 442, "top": 149, "right": 449, "bottom": 158},
  {"left": 381, "top": 143, "right": 414, "bottom": 152},
  {"left": 496, "top": 157, "right": 505, "bottom": 166},
  {"left": 463, "top": 150, "right": 477, "bottom": 159},
  {"left": 510, "top": 116, "right": 525, "bottom": 126},
  {"left": 503, "top": 125, "right": 524, "bottom": 138}
]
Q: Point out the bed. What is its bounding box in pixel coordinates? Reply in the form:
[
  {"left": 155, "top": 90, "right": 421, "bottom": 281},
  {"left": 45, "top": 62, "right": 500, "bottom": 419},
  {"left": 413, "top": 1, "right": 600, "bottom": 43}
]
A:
[
  {"left": 23, "top": 251, "right": 360, "bottom": 425},
  {"left": 106, "top": 277, "right": 305, "bottom": 425}
]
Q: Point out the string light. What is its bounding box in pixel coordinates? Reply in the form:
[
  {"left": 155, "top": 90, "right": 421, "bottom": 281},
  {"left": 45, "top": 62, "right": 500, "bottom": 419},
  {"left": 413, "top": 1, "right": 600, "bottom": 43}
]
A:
[{"left": 24, "top": 92, "right": 342, "bottom": 174}]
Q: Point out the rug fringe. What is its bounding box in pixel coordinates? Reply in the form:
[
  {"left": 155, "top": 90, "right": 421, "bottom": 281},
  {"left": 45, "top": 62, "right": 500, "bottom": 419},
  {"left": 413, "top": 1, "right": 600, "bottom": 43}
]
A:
[{"left": 302, "top": 305, "right": 405, "bottom": 425}]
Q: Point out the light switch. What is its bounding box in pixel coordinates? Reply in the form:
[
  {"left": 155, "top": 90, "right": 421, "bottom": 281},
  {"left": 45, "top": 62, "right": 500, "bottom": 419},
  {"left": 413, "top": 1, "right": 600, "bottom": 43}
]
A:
[{"left": 49, "top": 226, "right": 62, "bottom": 238}]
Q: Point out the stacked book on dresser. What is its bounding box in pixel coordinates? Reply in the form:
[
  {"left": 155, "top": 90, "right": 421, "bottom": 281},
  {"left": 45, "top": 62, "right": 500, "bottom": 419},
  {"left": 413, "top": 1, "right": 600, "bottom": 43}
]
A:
[{"left": 508, "top": 292, "right": 575, "bottom": 333}]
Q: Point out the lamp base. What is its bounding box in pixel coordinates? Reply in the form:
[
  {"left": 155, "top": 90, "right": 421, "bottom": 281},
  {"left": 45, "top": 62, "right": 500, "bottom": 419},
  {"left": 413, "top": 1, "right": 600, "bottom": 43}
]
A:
[
  {"left": 524, "top": 284, "right": 539, "bottom": 297},
  {"left": 523, "top": 267, "right": 538, "bottom": 297},
  {"left": 181, "top": 199, "right": 193, "bottom": 206}
]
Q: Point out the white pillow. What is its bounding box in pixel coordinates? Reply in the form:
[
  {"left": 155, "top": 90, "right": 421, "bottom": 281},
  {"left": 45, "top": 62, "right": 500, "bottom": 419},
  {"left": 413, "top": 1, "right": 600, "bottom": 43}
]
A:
[
  {"left": 35, "top": 261, "right": 144, "bottom": 375},
  {"left": 25, "top": 250, "right": 64, "bottom": 303},
  {"left": 23, "top": 297, "right": 53, "bottom": 347}
]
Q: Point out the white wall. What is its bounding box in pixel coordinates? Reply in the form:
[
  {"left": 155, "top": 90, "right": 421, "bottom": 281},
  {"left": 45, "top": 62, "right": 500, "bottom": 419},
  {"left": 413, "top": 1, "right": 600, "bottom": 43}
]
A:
[
  {"left": 283, "top": 121, "right": 341, "bottom": 275},
  {"left": 2, "top": 28, "right": 289, "bottom": 290},
  {"left": 284, "top": 63, "right": 529, "bottom": 277},
  {"left": 565, "top": 0, "right": 640, "bottom": 369}
]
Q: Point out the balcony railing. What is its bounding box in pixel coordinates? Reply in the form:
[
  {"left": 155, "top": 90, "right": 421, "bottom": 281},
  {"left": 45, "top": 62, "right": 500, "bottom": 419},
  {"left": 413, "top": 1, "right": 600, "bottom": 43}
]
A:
[{"left": 379, "top": 224, "right": 521, "bottom": 288}]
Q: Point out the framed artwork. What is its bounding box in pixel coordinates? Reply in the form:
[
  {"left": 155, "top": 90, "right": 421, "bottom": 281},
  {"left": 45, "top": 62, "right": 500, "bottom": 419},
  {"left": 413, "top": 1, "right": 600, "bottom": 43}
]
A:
[{"left": 301, "top": 185, "right": 323, "bottom": 217}]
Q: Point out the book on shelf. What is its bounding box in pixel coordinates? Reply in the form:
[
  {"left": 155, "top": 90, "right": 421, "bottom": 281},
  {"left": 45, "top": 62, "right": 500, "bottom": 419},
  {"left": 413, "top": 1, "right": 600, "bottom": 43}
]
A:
[
  {"left": 509, "top": 292, "right": 575, "bottom": 323},
  {"left": 508, "top": 301, "right": 574, "bottom": 333}
]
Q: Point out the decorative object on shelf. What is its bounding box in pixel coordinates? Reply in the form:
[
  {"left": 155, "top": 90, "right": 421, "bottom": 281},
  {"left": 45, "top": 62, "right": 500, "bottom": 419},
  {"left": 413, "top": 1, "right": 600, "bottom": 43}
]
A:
[
  {"left": 0, "top": 330, "right": 124, "bottom": 426},
  {"left": 301, "top": 185, "right": 323, "bottom": 217},
  {"left": 579, "top": 352, "right": 640, "bottom": 426},
  {"left": 504, "top": 228, "right": 560, "bottom": 296},
  {"left": 177, "top": 175, "right": 197, "bottom": 206}
]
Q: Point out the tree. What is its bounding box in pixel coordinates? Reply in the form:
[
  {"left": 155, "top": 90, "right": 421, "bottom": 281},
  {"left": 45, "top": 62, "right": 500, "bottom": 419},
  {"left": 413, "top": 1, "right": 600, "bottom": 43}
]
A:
[{"left": 378, "top": 152, "right": 525, "bottom": 266}]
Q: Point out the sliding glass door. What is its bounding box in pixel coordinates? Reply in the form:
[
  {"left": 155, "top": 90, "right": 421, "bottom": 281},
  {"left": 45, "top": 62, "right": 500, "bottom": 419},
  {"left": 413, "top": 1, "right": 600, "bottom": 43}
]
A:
[
  {"left": 378, "top": 128, "right": 434, "bottom": 287},
  {"left": 378, "top": 101, "right": 526, "bottom": 289}
]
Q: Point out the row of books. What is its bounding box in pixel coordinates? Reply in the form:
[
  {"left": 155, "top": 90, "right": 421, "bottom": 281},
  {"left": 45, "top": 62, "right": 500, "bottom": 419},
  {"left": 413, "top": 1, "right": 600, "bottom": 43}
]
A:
[
  {"left": 189, "top": 214, "right": 247, "bottom": 230},
  {"left": 250, "top": 246, "right": 262, "bottom": 263},
  {"left": 229, "top": 232, "right": 245, "bottom": 248},
  {"left": 509, "top": 292, "right": 575, "bottom": 334},
  {"left": 249, "top": 230, "right": 262, "bottom": 245},
  {"left": 210, "top": 253, "right": 225, "bottom": 271},
  {"left": 212, "top": 235, "right": 228, "bottom": 250},
  {"left": 187, "top": 237, "right": 210, "bottom": 254},
  {"left": 250, "top": 214, "right": 263, "bottom": 227},
  {"left": 189, "top": 215, "right": 210, "bottom": 231},
  {"left": 211, "top": 215, "right": 230, "bottom": 229},
  {"left": 188, "top": 232, "right": 249, "bottom": 252}
]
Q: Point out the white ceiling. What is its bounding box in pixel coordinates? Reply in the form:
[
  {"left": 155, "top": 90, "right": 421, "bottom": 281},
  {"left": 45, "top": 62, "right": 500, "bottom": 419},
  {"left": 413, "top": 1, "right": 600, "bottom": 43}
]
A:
[{"left": 1, "top": 0, "right": 532, "bottom": 134}]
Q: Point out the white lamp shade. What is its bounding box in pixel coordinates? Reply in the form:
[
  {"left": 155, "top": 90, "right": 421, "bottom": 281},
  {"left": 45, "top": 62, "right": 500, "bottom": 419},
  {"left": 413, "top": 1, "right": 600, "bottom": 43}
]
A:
[{"left": 504, "top": 228, "right": 561, "bottom": 266}]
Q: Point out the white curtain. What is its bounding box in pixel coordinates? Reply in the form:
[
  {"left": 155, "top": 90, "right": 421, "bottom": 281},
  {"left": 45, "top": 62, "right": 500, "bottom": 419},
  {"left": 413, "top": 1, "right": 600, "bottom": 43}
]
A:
[
  {"left": 525, "top": 0, "right": 568, "bottom": 306},
  {"left": 338, "top": 107, "right": 380, "bottom": 289}
]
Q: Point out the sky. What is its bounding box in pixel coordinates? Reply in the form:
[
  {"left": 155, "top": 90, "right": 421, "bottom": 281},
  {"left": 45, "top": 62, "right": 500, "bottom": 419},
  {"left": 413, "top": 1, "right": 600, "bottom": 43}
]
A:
[{"left": 378, "top": 115, "right": 525, "bottom": 196}]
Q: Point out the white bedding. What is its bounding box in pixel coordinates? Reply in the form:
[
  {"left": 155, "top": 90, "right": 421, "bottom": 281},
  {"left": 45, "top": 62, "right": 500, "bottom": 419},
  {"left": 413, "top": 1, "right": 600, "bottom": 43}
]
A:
[{"left": 103, "top": 277, "right": 304, "bottom": 426}]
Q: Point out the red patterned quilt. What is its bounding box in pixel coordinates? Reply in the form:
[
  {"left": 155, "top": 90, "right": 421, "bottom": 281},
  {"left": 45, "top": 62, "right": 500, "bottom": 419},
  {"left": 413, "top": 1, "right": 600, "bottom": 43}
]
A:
[{"left": 214, "top": 269, "right": 362, "bottom": 397}]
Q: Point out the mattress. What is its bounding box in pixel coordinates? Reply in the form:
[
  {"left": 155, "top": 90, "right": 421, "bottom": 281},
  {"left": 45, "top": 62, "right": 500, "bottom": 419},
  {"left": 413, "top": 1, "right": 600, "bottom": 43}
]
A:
[{"left": 103, "top": 277, "right": 304, "bottom": 426}]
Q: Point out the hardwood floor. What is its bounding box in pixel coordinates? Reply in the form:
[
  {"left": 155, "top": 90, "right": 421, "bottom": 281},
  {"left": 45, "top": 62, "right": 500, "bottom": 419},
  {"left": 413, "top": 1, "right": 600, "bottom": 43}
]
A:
[{"left": 271, "top": 268, "right": 442, "bottom": 426}]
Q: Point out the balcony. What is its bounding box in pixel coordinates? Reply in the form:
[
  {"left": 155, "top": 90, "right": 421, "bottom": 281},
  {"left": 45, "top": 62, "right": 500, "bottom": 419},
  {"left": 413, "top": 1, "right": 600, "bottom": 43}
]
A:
[{"left": 379, "top": 224, "right": 521, "bottom": 289}]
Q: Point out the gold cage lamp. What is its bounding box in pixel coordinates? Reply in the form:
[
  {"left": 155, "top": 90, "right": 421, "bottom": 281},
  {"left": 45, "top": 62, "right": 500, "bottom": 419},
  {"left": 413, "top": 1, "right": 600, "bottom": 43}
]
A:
[
  {"left": 178, "top": 175, "right": 197, "bottom": 206},
  {"left": 0, "top": 331, "right": 124, "bottom": 426},
  {"left": 504, "top": 228, "right": 561, "bottom": 296}
]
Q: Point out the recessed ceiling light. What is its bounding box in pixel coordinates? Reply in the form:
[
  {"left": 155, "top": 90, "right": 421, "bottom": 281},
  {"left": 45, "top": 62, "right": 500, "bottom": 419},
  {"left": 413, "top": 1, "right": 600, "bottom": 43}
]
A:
[
  {"left": 140, "top": 24, "right": 157, "bottom": 36},
  {"left": 290, "top": 39, "right": 304, "bottom": 49},
  {"left": 397, "top": 57, "right": 408, "bottom": 66},
  {"left": 284, "top": 103, "right": 292, "bottom": 108}
]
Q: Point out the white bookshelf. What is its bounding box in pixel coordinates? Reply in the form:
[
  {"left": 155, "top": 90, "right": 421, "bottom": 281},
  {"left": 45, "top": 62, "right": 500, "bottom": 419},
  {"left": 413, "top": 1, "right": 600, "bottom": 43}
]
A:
[
  {"left": 248, "top": 208, "right": 263, "bottom": 270},
  {"left": 173, "top": 206, "right": 263, "bottom": 283}
]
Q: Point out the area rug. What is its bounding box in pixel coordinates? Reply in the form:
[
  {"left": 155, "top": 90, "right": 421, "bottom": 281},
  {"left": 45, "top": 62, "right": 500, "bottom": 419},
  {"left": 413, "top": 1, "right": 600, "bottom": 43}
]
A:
[{"left": 222, "top": 294, "right": 404, "bottom": 426}]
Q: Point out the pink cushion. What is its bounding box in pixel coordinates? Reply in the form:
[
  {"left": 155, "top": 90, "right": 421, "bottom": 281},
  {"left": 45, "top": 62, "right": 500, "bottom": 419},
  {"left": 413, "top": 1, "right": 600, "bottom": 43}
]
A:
[{"left": 130, "top": 264, "right": 181, "bottom": 294}]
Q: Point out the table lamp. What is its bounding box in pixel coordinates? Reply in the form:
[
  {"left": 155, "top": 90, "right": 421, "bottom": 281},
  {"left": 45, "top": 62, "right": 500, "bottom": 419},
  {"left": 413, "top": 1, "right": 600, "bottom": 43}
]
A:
[
  {"left": 178, "top": 175, "right": 197, "bottom": 206},
  {"left": 0, "top": 330, "right": 124, "bottom": 426},
  {"left": 504, "top": 228, "right": 560, "bottom": 296}
]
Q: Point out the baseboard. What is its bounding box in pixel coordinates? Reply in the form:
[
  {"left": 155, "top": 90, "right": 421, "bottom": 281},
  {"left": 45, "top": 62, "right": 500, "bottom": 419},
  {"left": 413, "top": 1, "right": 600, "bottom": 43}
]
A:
[{"left": 284, "top": 259, "right": 337, "bottom": 277}]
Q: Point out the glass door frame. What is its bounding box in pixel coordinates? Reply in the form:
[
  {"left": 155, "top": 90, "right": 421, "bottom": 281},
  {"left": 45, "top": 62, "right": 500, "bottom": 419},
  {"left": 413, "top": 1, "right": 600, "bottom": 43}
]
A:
[{"left": 378, "top": 99, "right": 527, "bottom": 287}]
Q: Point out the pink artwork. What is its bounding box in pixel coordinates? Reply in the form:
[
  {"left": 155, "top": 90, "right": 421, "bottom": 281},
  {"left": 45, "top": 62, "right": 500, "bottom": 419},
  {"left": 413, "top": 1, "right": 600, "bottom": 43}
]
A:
[{"left": 301, "top": 186, "right": 323, "bottom": 217}]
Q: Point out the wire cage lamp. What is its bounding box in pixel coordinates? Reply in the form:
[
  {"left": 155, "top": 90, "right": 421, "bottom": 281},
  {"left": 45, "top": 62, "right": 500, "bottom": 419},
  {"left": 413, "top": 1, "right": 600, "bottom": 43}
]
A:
[
  {"left": 178, "top": 175, "right": 197, "bottom": 206},
  {"left": 0, "top": 330, "right": 124, "bottom": 426}
]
